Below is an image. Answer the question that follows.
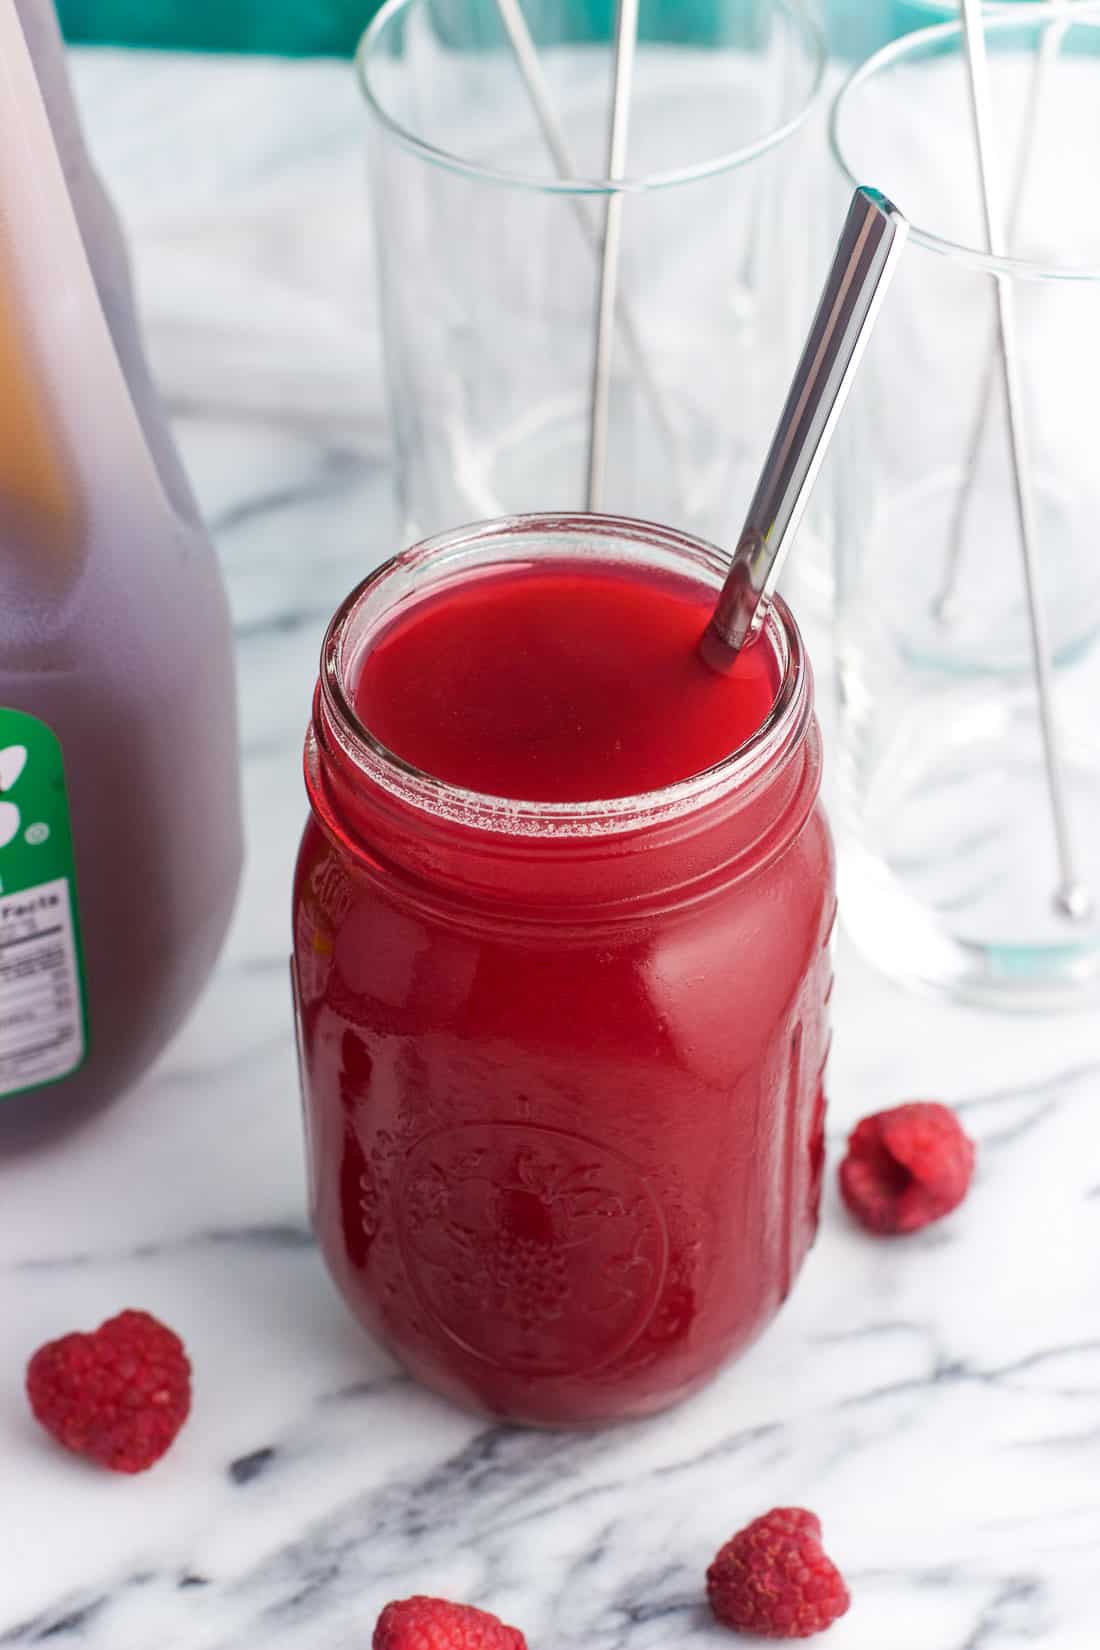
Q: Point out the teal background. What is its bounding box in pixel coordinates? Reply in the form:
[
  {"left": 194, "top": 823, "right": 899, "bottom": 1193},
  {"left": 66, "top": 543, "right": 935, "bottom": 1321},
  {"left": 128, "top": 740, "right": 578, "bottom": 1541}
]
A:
[{"left": 54, "top": 1, "right": 945, "bottom": 58}]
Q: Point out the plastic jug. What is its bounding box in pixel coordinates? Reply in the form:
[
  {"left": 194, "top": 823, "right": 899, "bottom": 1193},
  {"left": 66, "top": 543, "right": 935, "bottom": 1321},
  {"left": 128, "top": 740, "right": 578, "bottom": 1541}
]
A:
[{"left": 0, "top": 0, "right": 242, "bottom": 1140}]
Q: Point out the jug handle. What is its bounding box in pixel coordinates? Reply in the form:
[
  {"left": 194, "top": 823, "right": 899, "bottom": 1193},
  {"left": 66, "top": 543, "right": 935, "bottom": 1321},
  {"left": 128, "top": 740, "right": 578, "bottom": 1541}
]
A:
[{"left": 0, "top": 0, "right": 176, "bottom": 541}]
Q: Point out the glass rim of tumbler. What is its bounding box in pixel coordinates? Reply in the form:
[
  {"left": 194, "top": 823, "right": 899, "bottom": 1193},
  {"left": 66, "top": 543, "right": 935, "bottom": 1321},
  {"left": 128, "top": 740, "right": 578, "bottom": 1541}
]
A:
[
  {"left": 830, "top": 2, "right": 1100, "bottom": 282},
  {"left": 356, "top": 0, "right": 826, "bottom": 194},
  {"left": 318, "top": 513, "right": 811, "bottom": 837}
]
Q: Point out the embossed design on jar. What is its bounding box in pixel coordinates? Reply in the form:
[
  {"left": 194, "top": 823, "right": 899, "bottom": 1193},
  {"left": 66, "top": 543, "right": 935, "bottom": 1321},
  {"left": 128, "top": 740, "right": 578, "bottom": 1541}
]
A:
[
  {"left": 339, "top": 1124, "right": 374, "bottom": 1269},
  {"left": 395, "top": 1123, "right": 669, "bottom": 1376}
]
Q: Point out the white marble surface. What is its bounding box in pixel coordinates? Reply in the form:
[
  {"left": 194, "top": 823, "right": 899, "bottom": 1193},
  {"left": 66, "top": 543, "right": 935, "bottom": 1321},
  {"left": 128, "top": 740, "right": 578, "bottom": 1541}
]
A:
[{"left": 2, "top": 48, "right": 1099, "bottom": 1650}]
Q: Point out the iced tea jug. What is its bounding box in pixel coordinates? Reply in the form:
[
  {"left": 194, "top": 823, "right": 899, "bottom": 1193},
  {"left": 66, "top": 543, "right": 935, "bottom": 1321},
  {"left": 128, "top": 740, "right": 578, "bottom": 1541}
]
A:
[{"left": 0, "top": 1, "right": 242, "bottom": 1139}]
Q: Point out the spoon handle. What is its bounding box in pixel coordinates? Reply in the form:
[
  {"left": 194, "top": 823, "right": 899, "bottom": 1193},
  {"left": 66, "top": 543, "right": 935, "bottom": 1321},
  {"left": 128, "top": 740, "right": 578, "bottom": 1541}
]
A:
[{"left": 704, "top": 185, "right": 908, "bottom": 664}]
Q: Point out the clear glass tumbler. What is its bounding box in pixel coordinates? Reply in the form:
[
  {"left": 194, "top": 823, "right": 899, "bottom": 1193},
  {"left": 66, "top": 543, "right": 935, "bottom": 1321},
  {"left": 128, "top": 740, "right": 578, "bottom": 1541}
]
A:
[
  {"left": 357, "top": 0, "right": 826, "bottom": 545},
  {"left": 829, "top": 3, "right": 1100, "bottom": 1008}
]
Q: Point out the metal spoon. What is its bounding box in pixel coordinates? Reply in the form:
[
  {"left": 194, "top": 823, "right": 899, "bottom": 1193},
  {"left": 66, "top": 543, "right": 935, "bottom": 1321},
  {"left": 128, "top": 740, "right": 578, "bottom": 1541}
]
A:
[{"left": 701, "top": 185, "right": 908, "bottom": 669}]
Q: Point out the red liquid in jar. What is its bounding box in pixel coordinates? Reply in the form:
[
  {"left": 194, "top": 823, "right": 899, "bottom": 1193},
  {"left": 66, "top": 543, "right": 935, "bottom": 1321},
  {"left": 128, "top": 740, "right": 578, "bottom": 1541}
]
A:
[
  {"left": 295, "top": 552, "right": 833, "bottom": 1425},
  {"left": 354, "top": 564, "right": 778, "bottom": 799}
]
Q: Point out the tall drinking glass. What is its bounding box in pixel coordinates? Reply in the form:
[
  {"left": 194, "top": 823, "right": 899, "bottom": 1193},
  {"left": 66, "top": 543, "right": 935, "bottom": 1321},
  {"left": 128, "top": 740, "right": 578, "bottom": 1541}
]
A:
[
  {"left": 357, "top": 0, "right": 826, "bottom": 545},
  {"left": 829, "top": 3, "right": 1100, "bottom": 1008}
]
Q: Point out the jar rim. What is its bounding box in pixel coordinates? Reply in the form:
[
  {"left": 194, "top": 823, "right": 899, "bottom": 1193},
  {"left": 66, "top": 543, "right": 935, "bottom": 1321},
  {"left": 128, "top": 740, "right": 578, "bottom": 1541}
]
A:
[{"left": 319, "top": 513, "right": 811, "bottom": 839}]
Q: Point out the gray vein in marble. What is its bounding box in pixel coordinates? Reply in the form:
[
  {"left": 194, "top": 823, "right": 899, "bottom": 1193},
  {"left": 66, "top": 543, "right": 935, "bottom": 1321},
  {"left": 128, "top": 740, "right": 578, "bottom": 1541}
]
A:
[
  {"left": 210, "top": 446, "right": 372, "bottom": 538},
  {"left": 228, "top": 1446, "right": 278, "bottom": 1486},
  {"left": 10, "top": 1222, "right": 313, "bottom": 1274},
  {"left": 839, "top": 1340, "right": 1100, "bottom": 1410},
  {"left": 153, "top": 1029, "right": 295, "bottom": 1089},
  {"left": 234, "top": 602, "right": 341, "bottom": 642},
  {"left": 955, "top": 1575, "right": 1046, "bottom": 1650},
  {"left": 1, "top": 1584, "right": 141, "bottom": 1647},
  {"left": 164, "top": 392, "right": 389, "bottom": 449}
]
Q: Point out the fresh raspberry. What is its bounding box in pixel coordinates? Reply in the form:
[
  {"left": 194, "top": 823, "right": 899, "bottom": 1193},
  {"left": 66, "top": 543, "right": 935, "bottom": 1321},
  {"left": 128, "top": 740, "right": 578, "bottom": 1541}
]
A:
[
  {"left": 26, "top": 1309, "right": 191, "bottom": 1473},
  {"left": 839, "top": 1101, "right": 976, "bottom": 1235},
  {"left": 373, "top": 1597, "right": 527, "bottom": 1650},
  {"left": 707, "top": 1507, "right": 850, "bottom": 1639}
]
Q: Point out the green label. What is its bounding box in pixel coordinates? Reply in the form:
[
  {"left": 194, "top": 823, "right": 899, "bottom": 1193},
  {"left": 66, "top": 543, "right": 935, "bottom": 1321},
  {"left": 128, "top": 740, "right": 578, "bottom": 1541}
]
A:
[{"left": 0, "top": 709, "right": 88, "bottom": 1100}]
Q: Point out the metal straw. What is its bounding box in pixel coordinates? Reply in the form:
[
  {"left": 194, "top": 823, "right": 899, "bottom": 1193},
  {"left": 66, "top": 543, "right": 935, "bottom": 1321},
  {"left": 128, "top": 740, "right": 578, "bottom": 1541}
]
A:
[
  {"left": 492, "top": 0, "right": 679, "bottom": 474},
  {"left": 957, "top": 0, "right": 1090, "bottom": 920},
  {"left": 702, "top": 186, "right": 908, "bottom": 668},
  {"left": 933, "top": 6, "right": 1073, "bottom": 622},
  {"left": 586, "top": 0, "right": 640, "bottom": 512}
]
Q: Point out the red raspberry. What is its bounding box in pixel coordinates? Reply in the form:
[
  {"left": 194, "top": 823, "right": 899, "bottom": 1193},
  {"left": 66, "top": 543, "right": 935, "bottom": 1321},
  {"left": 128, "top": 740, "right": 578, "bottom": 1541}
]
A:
[
  {"left": 839, "top": 1101, "right": 976, "bottom": 1235},
  {"left": 707, "top": 1507, "right": 850, "bottom": 1639},
  {"left": 26, "top": 1309, "right": 191, "bottom": 1473},
  {"left": 373, "top": 1597, "right": 527, "bottom": 1650}
]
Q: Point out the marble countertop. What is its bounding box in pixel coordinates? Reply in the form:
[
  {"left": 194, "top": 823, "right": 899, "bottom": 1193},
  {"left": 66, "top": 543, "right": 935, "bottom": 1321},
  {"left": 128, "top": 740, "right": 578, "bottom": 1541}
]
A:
[{"left": 2, "top": 47, "right": 1099, "bottom": 1650}]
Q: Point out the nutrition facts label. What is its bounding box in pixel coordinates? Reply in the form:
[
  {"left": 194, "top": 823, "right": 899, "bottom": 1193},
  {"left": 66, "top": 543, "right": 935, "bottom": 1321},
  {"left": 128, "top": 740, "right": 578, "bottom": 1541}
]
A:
[{"left": 0, "top": 876, "right": 85, "bottom": 1098}]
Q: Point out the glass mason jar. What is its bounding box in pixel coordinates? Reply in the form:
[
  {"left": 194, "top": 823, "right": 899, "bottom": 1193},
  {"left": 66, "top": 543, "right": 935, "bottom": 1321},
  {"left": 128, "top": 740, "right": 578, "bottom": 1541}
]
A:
[{"left": 292, "top": 515, "right": 834, "bottom": 1426}]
